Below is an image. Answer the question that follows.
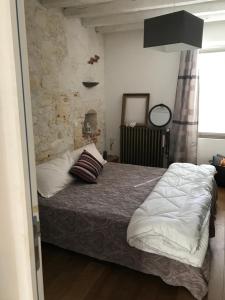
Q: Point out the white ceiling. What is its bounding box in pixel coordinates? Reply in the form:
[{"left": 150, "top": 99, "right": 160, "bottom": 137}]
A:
[{"left": 39, "top": 0, "right": 225, "bottom": 33}]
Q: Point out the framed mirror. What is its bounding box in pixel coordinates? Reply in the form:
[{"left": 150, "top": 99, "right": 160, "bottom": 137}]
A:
[{"left": 149, "top": 104, "right": 172, "bottom": 127}]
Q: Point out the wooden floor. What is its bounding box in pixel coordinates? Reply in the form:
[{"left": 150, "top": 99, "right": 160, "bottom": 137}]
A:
[{"left": 42, "top": 188, "right": 225, "bottom": 300}]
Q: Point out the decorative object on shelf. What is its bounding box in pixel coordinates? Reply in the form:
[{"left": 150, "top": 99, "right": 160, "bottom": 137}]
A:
[
  {"left": 82, "top": 82, "right": 99, "bottom": 88},
  {"left": 144, "top": 10, "right": 204, "bottom": 52},
  {"left": 128, "top": 122, "right": 137, "bottom": 128},
  {"left": 88, "top": 54, "right": 100, "bottom": 64},
  {"left": 121, "top": 93, "right": 150, "bottom": 127},
  {"left": 149, "top": 104, "right": 172, "bottom": 128},
  {"left": 84, "top": 122, "right": 91, "bottom": 134}
]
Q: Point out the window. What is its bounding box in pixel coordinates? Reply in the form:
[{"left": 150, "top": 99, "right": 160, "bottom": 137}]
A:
[{"left": 199, "top": 51, "right": 225, "bottom": 134}]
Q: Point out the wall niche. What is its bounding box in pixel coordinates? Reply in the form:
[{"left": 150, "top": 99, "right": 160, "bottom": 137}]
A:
[{"left": 82, "top": 109, "right": 101, "bottom": 144}]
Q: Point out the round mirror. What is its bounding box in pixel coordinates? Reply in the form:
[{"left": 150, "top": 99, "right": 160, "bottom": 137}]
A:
[{"left": 149, "top": 104, "right": 172, "bottom": 127}]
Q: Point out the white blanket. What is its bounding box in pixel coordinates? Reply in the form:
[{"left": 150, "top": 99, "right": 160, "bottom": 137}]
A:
[{"left": 127, "top": 163, "right": 216, "bottom": 267}]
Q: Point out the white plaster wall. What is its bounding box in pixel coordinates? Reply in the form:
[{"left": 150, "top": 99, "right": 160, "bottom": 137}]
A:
[
  {"left": 104, "top": 30, "right": 180, "bottom": 156},
  {"left": 25, "top": 0, "right": 105, "bottom": 163},
  {"left": 198, "top": 139, "right": 225, "bottom": 165},
  {"left": 203, "top": 21, "right": 225, "bottom": 48},
  {"left": 104, "top": 22, "right": 225, "bottom": 161}
]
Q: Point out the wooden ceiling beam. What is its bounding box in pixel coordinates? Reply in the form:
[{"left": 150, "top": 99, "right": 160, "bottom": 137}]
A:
[
  {"left": 97, "top": 18, "right": 225, "bottom": 34},
  {"left": 39, "top": 0, "right": 113, "bottom": 9},
  {"left": 81, "top": 1, "right": 225, "bottom": 27},
  {"left": 96, "top": 23, "right": 144, "bottom": 34},
  {"left": 64, "top": 0, "right": 217, "bottom": 17}
]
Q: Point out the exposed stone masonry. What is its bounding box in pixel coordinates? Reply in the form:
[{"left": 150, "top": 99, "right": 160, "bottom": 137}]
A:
[{"left": 25, "top": 0, "right": 105, "bottom": 163}]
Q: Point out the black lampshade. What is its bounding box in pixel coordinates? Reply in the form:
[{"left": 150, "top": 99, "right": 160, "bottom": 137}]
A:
[{"left": 144, "top": 10, "right": 204, "bottom": 52}]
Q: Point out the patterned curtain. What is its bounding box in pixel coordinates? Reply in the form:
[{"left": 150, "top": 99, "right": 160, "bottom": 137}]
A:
[{"left": 170, "top": 50, "right": 199, "bottom": 164}]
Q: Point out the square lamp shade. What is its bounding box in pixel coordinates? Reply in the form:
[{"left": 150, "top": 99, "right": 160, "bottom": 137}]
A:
[{"left": 144, "top": 10, "right": 204, "bottom": 52}]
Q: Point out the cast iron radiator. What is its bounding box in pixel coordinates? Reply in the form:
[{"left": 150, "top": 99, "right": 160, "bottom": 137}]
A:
[{"left": 120, "top": 126, "right": 169, "bottom": 168}]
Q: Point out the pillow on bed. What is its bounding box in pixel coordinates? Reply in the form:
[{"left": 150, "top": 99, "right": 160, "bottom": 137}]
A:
[
  {"left": 36, "top": 151, "right": 74, "bottom": 198},
  {"left": 69, "top": 150, "right": 103, "bottom": 183},
  {"left": 71, "top": 143, "right": 107, "bottom": 166}
]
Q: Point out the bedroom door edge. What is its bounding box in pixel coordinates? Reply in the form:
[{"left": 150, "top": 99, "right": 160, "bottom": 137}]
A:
[{"left": 0, "top": 1, "right": 44, "bottom": 299}]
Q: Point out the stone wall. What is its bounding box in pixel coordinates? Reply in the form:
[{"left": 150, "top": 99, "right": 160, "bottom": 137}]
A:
[{"left": 25, "top": 0, "right": 105, "bottom": 163}]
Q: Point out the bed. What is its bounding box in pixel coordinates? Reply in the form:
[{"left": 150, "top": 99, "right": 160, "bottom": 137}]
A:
[{"left": 38, "top": 162, "right": 217, "bottom": 300}]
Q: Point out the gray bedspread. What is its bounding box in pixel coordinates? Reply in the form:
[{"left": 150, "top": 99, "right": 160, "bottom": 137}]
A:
[{"left": 38, "top": 163, "right": 214, "bottom": 300}]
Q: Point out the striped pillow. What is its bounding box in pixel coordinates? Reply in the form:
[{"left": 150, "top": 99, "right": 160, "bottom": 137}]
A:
[{"left": 69, "top": 150, "right": 103, "bottom": 183}]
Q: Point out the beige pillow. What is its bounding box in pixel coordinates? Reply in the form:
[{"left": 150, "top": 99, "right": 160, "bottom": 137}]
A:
[
  {"left": 71, "top": 143, "right": 107, "bottom": 165},
  {"left": 36, "top": 151, "right": 74, "bottom": 198}
]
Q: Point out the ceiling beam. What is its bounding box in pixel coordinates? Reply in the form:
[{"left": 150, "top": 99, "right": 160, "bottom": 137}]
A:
[
  {"left": 64, "top": 0, "right": 217, "bottom": 17},
  {"left": 81, "top": 1, "right": 225, "bottom": 27},
  {"left": 96, "top": 23, "right": 144, "bottom": 34},
  {"left": 97, "top": 18, "right": 225, "bottom": 34},
  {"left": 39, "top": 0, "right": 113, "bottom": 9}
]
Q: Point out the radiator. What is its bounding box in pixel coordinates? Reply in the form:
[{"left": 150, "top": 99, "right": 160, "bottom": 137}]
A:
[{"left": 120, "top": 126, "right": 168, "bottom": 168}]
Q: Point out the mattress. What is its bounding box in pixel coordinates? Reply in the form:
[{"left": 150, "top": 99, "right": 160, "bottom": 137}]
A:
[{"left": 38, "top": 162, "right": 216, "bottom": 300}]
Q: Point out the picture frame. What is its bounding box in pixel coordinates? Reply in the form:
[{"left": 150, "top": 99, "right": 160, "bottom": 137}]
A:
[{"left": 121, "top": 93, "right": 150, "bottom": 126}]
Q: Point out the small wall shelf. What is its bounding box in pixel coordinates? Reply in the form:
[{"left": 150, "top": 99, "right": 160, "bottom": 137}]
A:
[{"left": 82, "top": 82, "right": 99, "bottom": 88}]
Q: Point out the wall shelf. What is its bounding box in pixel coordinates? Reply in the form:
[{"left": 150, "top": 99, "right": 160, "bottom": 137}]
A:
[{"left": 82, "top": 82, "right": 99, "bottom": 88}]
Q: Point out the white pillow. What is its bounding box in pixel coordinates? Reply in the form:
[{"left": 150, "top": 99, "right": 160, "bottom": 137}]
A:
[
  {"left": 36, "top": 151, "right": 74, "bottom": 198},
  {"left": 71, "top": 143, "right": 107, "bottom": 165}
]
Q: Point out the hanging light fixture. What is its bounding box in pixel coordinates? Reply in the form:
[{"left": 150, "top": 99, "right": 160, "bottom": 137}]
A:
[{"left": 144, "top": 10, "right": 204, "bottom": 52}]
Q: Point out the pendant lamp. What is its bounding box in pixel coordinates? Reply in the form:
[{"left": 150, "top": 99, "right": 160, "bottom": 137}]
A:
[{"left": 144, "top": 10, "right": 204, "bottom": 52}]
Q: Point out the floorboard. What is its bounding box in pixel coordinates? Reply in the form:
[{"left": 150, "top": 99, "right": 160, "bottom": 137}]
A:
[{"left": 42, "top": 188, "right": 225, "bottom": 300}]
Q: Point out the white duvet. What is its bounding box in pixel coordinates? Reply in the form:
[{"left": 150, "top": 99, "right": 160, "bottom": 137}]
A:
[{"left": 127, "top": 163, "right": 216, "bottom": 267}]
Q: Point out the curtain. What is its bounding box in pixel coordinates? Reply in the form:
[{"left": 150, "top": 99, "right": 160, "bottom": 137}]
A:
[{"left": 170, "top": 50, "right": 199, "bottom": 164}]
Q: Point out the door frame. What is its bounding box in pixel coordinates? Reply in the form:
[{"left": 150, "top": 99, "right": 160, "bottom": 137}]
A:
[{"left": 0, "top": 0, "right": 44, "bottom": 299}]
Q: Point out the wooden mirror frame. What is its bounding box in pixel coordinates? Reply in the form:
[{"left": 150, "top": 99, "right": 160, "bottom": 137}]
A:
[{"left": 121, "top": 93, "right": 150, "bottom": 126}]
